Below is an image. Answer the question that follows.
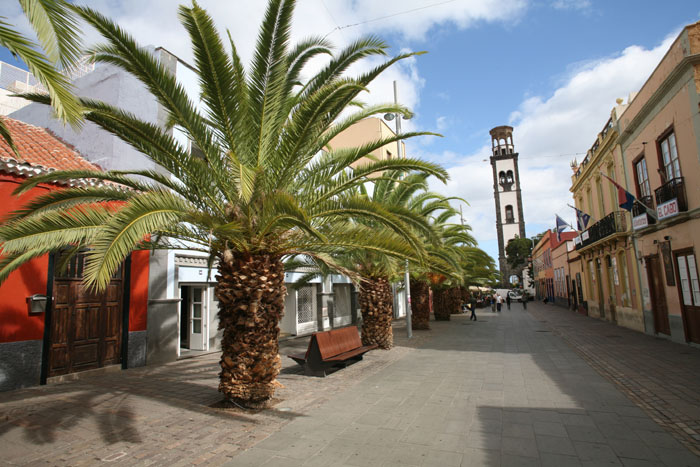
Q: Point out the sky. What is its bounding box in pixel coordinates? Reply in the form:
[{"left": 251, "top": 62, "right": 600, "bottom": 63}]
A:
[{"left": 2, "top": 0, "right": 700, "bottom": 264}]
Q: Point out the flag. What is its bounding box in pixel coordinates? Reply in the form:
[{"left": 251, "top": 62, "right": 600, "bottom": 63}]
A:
[
  {"left": 555, "top": 214, "right": 568, "bottom": 242},
  {"left": 601, "top": 173, "right": 635, "bottom": 212},
  {"left": 567, "top": 204, "right": 590, "bottom": 230}
]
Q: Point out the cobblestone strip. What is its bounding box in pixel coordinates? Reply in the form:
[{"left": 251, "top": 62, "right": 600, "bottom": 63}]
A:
[{"left": 529, "top": 306, "right": 700, "bottom": 456}]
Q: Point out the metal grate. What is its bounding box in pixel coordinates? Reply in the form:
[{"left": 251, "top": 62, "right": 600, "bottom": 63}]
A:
[{"left": 297, "top": 286, "right": 314, "bottom": 324}]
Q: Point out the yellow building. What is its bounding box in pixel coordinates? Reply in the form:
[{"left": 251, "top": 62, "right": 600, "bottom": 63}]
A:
[
  {"left": 326, "top": 117, "right": 406, "bottom": 169},
  {"left": 570, "top": 103, "right": 645, "bottom": 331}
]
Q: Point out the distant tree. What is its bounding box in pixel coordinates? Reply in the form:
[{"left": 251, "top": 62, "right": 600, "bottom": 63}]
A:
[{"left": 505, "top": 236, "right": 531, "bottom": 270}]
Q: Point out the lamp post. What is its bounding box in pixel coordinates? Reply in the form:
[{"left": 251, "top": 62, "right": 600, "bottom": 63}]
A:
[{"left": 384, "top": 80, "right": 412, "bottom": 339}]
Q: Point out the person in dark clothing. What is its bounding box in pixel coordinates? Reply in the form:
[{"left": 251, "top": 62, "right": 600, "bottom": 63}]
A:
[
  {"left": 522, "top": 291, "right": 528, "bottom": 309},
  {"left": 506, "top": 294, "right": 511, "bottom": 310},
  {"left": 469, "top": 295, "right": 477, "bottom": 321}
]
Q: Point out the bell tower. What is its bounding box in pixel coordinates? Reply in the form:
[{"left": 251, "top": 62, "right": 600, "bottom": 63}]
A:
[{"left": 489, "top": 126, "right": 526, "bottom": 287}]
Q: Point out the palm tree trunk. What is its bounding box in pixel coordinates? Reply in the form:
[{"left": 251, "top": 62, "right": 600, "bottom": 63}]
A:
[
  {"left": 214, "top": 252, "right": 285, "bottom": 407},
  {"left": 358, "top": 277, "right": 393, "bottom": 349},
  {"left": 433, "top": 287, "right": 451, "bottom": 321},
  {"left": 410, "top": 278, "right": 430, "bottom": 330},
  {"left": 449, "top": 287, "right": 462, "bottom": 314}
]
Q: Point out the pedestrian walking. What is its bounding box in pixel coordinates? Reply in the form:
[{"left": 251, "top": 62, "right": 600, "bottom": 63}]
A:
[
  {"left": 469, "top": 295, "right": 477, "bottom": 321},
  {"left": 522, "top": 291, "right": 528, "bottom": 309},
  {"left": 496, "top": 294, "right": 503, "bottom": 312},
  {"left": 490, "top": 295, "right": 496, "bottom": 312},
  {"left": 506, "top": 294, "right": 511, "bottom": 310}
]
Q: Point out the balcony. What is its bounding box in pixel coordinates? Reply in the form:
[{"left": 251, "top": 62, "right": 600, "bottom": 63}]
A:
[
  {"left": 654, "top": 177, "right": 688, "bottom": 213},
  {"left": 576, "top": 211, "right": 627, "bottom": 250},
  {"left": 632, "top": 195, "right": 656, "bottom": 227}
]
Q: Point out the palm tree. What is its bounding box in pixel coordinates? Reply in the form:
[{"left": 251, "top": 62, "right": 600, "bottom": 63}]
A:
[
  {"left": 0, "top": 0, "right": 447, "bottom": 407},
  {"left": 0, "top": 0, "right": 83, "bottom": 153},
  {"left": 404, "top": 193, "right": 470, "bottom": 329},
  {"left": 332, "top": 170, "right": 455, "bottom": 346}
]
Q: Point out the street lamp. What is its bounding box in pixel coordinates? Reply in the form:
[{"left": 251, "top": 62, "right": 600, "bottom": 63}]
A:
[{"left": 384, "top": 80, "right": 413, "bottom": 339}]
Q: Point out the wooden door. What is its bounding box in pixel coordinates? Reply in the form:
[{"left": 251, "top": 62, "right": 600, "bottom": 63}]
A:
[
  {"left": 49, "top": 254, "right": 123, "bottom": 377},
  {"left": 646, "top": 255, "right": 670, "bottom": 336},
  {"left": 675, "top": 250, "right": 700, "bottom": 344}
]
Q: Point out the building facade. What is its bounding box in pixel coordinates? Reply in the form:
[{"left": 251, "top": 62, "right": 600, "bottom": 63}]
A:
[
  {"left": 570, "top": 103, "right": 645, "bottom": 332},
  {"left": 618, "top": 21, "right": 700, "bottom": 344},
  {"left": 489, "top": 126, "right": 526, "bottom": 287},
  {"left": 0, "top": 118, "right": 149, "bottom": 391}
]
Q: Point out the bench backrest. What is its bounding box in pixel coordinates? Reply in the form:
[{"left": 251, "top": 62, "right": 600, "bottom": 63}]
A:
[{"left": 308, "top": 326, "right": 362, "bottom": 360}]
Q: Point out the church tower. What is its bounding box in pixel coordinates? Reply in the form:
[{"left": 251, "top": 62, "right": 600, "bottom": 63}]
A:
[{"left": 489, "top": 126, "right": 526, "bottom": 287}]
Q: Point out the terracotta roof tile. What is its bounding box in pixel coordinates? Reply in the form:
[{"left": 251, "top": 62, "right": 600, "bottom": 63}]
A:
[{"left": 0, "top": 117, "right": 100, "bottom": 172}]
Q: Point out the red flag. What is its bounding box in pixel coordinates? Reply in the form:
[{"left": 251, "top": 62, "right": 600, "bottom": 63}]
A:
[{"left": 601, "top": 173, "right": 635, "bottom": 212}]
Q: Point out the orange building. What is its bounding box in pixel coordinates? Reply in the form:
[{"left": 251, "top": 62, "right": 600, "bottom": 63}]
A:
[{"left": 617, "top": 21, "right": 700, "bottom": 344}]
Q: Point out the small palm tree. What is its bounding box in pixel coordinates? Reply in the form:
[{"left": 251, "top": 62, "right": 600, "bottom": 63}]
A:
[
  {"left": 0, "top": 0, "right": 446, "bottom": 407},
  {"left": 332, "top": 170, "right": 455, "bottom": 347},
  {"left": 0, "top": 0, "right": 83, "bottom": 153}
]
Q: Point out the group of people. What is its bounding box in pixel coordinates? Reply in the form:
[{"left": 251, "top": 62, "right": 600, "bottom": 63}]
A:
[{"left": 462, "top": 290, "right": 529, "bottom": 322}]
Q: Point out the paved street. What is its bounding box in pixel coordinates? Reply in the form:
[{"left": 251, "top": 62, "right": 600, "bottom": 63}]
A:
[{"left": 2, "top": 303, "right": 700, "bottom": 466}]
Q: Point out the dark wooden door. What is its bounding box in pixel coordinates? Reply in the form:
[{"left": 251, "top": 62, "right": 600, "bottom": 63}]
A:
[
  {"left": 49, "top": 254, "right": 123, "bottom": 377},
  {"left": 647, "top": 255, "right": 670, "bottom": 336},
  {"left": 675, "top": 250, "right": 700, "bottom": 344}
]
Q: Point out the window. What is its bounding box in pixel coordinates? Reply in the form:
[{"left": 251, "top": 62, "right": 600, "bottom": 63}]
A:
[
  {"left": 505, "top": 205, "right": 514, "bottom": 223},
  {"left": 607, "top": 167, "right": 616, "bottom": 212},
  {"left": 506, "top": 170, "right": 514, "bottom": 184},
  {"left": 659, "top": 131, "right": 681, "bottom": 182},
  {"left": 634, "top": 157, "right": 651, "bottom": 199},
  {"left": 586, "top": 189, "right": 594, "bottom": 222},
  {"left": 677, "top": 253, "right": 700, "bottom": 307},
  {"left": 596, "top": 177, "right": 605, "bottom": 218}
]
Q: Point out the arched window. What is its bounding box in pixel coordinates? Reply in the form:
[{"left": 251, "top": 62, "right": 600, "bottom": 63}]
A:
[
  {"left": 506, "top": 170, "right": 514, "bottom": 184},
  {"left": 499, "top": 171, "right": 506, "bottom": 184},
  {"left": 618, "top": 251, "right": 630, "bottom": 307},
  {"left": 505, "top": 205, "right": 514, "bottom": 223}
]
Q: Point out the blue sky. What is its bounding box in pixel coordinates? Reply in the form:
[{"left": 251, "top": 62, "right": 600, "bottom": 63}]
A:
[{"left": 3, "top": 0, "right": 700, "bottom": 264}]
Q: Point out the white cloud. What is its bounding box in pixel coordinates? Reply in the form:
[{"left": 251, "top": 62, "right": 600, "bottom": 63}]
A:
[
  {"left": 426, "top": 33, "right": 676, "bottom": 261},
  {"left": 551, "top": 0, "right": 591, "bottom": 11}
]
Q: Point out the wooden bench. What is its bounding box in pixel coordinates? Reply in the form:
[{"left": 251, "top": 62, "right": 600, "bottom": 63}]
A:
[{"left": 288, "top": 326, "right": 377, "bottom": 377}]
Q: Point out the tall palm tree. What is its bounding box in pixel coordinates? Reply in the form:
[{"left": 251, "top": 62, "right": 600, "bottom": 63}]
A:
[
  {"left": 0, "top": 0, "right": 83, "bottom": 153},
  {"left": 0, "top": 0, "right": 446, "bottom": 407}
]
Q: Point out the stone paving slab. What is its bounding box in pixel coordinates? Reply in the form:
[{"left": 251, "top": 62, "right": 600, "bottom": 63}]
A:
[
  {"left": 224, "top": 304, "right": 700, "bottom": 466},
  {"left": 2, "top": 303, "right": 700, "bottom": 466},
  {"left": 529, "top": 304, "right": 700, "bottom": 457},
  {"left": 0, "top": 324, "right": 420, "bottom": 466}
]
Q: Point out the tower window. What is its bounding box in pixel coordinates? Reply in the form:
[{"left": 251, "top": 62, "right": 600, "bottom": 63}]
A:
[
  {"left": 505, "top": 205, "right": 514, "bottom": 223},
  {"left": 499, "top": 170, "right": 513, "bottom": 191}
]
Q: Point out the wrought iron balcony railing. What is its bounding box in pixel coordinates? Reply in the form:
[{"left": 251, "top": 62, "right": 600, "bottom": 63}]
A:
[
  {"left": 631, "top": 195, "right": 656, "bottom": 225},
  {"left": 654, "top": 177, "right": 687, "bottom": 212},
  {"left": 576, "top": 211, "right": 627, "bottom": 250}
]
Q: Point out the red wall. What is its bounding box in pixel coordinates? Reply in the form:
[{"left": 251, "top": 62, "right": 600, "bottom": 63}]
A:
[
  {"left": 0, "top": 174, "right": 50, "bottom": 343},
  {"left": 129, "top": 249, "right": 149, "bottom": 332},
  {"left": 0, "top": 174, "right": 150, "bottom": 343}
]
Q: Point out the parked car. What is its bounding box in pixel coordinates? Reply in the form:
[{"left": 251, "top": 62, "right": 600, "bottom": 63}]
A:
[{"left": 508, "top": 290, "right": 523, "bottom": 302}]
